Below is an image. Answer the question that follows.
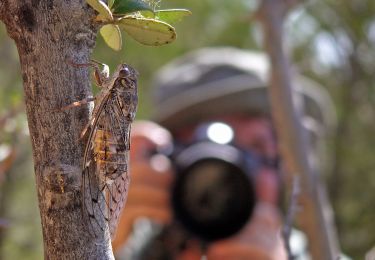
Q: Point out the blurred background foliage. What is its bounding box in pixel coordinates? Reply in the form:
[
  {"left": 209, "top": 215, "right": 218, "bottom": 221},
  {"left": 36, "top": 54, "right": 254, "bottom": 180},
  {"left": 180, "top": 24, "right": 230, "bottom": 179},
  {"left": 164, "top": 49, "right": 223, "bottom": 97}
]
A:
[{"left": 0, "top": 0, "right": 374, "bottom": 259}]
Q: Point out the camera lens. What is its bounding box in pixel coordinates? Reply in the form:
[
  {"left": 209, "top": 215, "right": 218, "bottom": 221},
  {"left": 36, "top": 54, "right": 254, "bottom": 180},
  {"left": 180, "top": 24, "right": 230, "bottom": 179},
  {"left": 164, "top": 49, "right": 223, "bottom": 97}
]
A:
[{"left": 172, "top": 157, "right": 256, "bottom": 242}]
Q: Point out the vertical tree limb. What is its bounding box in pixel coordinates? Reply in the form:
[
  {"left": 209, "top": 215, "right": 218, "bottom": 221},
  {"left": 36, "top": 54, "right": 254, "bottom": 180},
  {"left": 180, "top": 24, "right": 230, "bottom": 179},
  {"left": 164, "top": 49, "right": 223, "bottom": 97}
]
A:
[
  {"left": 1, "top": 1, "right": 114, "bottom": 258},
  {"left": 257, "top": 1, "right": 340, "bottom": 259},
  {"left": 282, "top": 176, "right": 300, "bottom": 258}
]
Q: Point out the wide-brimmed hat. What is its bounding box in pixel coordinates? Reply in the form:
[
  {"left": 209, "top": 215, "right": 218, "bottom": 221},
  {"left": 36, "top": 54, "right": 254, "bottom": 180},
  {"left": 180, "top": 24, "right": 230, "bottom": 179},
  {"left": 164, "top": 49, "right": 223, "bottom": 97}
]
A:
[{"left": 152, "top": 47, "right": 336, "bottom": 134}]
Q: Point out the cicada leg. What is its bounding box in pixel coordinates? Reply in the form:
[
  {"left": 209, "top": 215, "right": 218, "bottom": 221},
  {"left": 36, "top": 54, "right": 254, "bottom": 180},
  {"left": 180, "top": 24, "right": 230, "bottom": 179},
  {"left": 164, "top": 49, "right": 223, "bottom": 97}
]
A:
[
  {"left": 66, "top": 59, "right": 110, "bottom": 87},
  {"left": 80, "top": 117, "right": 94, "bottom": 140},
  {"left": 58, "top": 96, "right": 96, "bottom": 111},
  {"left": 53, "top": 96, "right": 95, "bottom": 139}
]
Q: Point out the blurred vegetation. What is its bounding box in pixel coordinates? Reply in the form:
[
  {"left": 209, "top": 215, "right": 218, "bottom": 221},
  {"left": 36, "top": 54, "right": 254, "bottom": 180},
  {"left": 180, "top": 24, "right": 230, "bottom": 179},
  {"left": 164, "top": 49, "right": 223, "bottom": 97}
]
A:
[
  {"left": 0, "top": 0, "right": 374, "bottom": 259},
  {"left": 0, "top": 22, "right": 43, "bottom": 260}
]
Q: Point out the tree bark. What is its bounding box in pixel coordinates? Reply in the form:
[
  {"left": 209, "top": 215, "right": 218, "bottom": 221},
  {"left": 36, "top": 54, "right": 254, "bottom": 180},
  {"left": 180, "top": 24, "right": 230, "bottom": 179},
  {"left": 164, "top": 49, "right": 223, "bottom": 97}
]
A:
[{"left": 0, "top": 1, "right": 114, "bottom": 259}]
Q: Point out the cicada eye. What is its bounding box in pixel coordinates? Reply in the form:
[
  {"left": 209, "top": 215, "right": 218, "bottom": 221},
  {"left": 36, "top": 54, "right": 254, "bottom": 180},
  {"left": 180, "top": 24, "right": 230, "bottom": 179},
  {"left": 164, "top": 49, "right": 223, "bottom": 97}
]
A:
[{"left": 119, "top": 67, "right": 130, "bottom": 78}]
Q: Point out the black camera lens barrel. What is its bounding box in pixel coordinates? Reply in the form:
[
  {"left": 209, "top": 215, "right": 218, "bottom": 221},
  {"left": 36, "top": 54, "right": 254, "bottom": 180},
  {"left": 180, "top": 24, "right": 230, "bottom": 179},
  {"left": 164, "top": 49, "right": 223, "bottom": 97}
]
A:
[{"left": 171, "top": 142, "right": 257, "bottom": 242}]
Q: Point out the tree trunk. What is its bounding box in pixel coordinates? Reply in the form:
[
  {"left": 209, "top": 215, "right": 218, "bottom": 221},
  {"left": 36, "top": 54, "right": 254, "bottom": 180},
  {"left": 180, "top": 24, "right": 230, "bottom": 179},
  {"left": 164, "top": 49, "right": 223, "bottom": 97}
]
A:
[{"left": 0, "top": 1, "right": 114, "bottom": 259}]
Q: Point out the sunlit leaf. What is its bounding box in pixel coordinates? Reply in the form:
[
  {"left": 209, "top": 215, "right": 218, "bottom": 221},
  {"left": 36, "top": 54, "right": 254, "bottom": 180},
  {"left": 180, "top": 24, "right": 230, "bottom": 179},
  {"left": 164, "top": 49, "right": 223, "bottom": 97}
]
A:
[
  {"left": 86, "top": 0, "right": 113, "bottom": 17},
  {"left": 154, "top": 9, "right": 192, "bottom": 24},
  {"left": 117, "top": 16, "right": 176, "bottom": 46},
  {"left": 108, "top": 0, "right": 114, "bottom": 8},
  {"left": 100, "top": 24, "right": 122, "bottom": 51},
  {"left": 86, "top": 0, "right": 113, "bottom": 22},
  {"left": 112, "top": 0, "right": 153, "bottom": 15}
]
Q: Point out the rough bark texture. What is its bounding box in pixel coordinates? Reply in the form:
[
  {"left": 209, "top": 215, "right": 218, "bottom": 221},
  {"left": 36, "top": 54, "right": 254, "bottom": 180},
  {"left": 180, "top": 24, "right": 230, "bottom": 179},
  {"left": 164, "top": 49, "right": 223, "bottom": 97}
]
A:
[{"left": 0, "top": 1, "right": 114, "bottom": 259}]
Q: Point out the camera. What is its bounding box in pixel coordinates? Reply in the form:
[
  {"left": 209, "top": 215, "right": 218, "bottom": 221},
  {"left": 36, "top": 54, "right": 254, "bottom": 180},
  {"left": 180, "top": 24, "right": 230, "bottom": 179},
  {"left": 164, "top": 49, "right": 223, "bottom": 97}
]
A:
[{"left": 168, "top": 122, "right": 259, "bottom": 242}]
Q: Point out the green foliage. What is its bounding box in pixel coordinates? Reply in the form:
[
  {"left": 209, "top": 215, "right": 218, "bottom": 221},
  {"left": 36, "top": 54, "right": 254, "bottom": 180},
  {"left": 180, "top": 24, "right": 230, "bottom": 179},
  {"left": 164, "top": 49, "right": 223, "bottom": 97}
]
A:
[
  {"left": 87, "top": 0, "right": 113, "bottom": 22},
  {"left": 290, "top": 1, "right": 375, "bottom": 258},
  {"left": 116, "top": 16, "right": 175, "bottom": 46},
  {"left": 86, "top": 0, "right": 190, "bottom": 50},
  {"left": 143, "top": 9, "right": 192, "bottom": 25},
  {"left": 100, "top": 24, "right": 122, "bottom": 51},
  {"left": 111, "top": 0, "right": 153, "bottom": 15},
  {"left": 108, "top": 0, "right": 115, "bottom": 8}
]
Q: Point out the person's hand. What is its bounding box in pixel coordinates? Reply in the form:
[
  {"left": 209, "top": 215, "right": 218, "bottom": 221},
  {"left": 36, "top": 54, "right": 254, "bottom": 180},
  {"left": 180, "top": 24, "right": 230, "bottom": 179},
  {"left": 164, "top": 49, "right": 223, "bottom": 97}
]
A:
[
  {"left": 112, "top": 120, "right": 174, "bottom": 251},
  {"left": 175, "top": 203, "right": 286, "bottom": 260},
  {"left": 207, "top": 203, "right": 287, "bottom": 260},
  {"left": 206, "top": 203, "right": 287, "bottom": 260}
]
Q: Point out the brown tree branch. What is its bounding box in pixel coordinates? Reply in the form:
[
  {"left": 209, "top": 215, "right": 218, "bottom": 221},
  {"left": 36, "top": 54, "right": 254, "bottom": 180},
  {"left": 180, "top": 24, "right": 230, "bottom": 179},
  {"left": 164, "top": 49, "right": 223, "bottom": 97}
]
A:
[
  {"left": 0, "top": 1, "right": 9, "bottom": 24},
  {"left": 257, "top": 1, "right": 340, "bottom": 259},
  {"left": 1, "top": 1, "right": 114, "bottom": 259},
  {"left": 0, "top": 1, "right": 6, "bottom": 20},
  {"left": 282, "top": 176, "right": 301, "bottom": 259}
]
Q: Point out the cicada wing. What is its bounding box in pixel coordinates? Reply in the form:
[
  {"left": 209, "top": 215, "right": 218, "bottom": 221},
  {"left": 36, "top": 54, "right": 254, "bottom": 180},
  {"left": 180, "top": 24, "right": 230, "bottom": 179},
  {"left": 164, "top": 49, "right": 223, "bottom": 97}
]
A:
[
  {"left": 106, "top": 171, "right": 130, "bottom": 239},
  {"left": 81, "top": 95, "right": 132, "bottom": 240},
  {"left": 105, "top": 99, "right": 132, "bottom": 239},
  {"left": 81, "top": 99, "right": 113, "bottom": 239},
  {"left": 82, "top": 162, "right": 110, "bottom": 238}
]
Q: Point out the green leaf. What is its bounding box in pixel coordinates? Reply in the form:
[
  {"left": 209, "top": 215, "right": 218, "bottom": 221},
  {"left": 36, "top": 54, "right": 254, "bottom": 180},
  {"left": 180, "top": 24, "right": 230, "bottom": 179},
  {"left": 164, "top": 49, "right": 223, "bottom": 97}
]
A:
[
  {"left": 100, "top": 24, "right": 122, "bottom": 51},
  {"left": 108, "top": 0, "right": 114, "bottom": 8},
  {"left": 154, "top": 9, "right": 192, "bottom": 24},
  {"left": 112, "top": 0, "right": 153, "bottom": 15},
  {"left": 117, "top": 16, "right": 176, "bottom": 46},
  {"left": 86, "top": 0, "right": 113, "bottom": 22}
]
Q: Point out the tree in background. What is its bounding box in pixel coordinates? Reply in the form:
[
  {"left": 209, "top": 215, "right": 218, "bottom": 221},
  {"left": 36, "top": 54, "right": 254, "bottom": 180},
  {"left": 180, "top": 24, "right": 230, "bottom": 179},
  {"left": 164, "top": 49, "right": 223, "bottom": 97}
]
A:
[{"left": 302, "top": 1, "right": 375, "bottom": 257}]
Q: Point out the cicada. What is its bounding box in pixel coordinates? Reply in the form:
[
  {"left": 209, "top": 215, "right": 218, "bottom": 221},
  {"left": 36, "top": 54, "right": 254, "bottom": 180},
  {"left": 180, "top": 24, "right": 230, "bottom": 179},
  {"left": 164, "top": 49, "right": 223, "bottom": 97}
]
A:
[{"left": 66, "top": 60, "right": 138, "bottom": 240}]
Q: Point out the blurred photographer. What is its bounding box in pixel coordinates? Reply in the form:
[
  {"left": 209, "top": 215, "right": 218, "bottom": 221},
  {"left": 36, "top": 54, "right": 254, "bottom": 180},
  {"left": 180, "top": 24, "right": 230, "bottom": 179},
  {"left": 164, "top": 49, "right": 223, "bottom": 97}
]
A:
[{"left": 112, "top": 47, "right": 335, "bottom": 259}]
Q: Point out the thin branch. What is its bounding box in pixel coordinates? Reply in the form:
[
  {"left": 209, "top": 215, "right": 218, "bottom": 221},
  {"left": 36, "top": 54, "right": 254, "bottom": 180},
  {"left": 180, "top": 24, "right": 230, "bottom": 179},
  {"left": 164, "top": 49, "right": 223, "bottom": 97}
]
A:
[
  {"left": 257, "top": 0, "right": 339, "bottom": 259},
  {"left": 282, "top": 176, "right": 301, "bottom": 259}
]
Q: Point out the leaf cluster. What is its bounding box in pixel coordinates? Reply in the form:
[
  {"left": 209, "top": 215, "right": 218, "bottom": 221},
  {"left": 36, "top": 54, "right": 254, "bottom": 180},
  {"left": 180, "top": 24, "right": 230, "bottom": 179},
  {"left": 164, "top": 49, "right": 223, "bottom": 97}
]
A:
[{"left": 87, "top": 0, "right": 191, "bottom": 50}]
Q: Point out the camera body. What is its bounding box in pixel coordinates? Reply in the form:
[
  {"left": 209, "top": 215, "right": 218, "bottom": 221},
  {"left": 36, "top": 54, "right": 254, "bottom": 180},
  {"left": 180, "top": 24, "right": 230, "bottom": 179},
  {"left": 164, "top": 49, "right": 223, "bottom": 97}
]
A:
[{"left": 168, "top": 122, "right": 259, "bottom": 242}]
